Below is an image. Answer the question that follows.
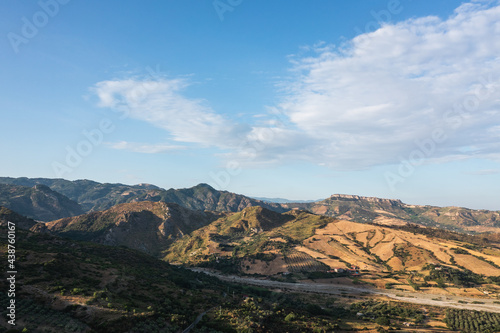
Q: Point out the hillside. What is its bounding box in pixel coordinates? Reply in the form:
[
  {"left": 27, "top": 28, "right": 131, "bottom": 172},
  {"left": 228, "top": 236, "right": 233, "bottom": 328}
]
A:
[
  {"left": 33, "top": 201, "right": 223, "bottom": 256},
  {"left": 165, "top": 206, "right": 500, "bottom": 297},
  {"left": 286, "top": 194, "right": 500, "bottom": 232},
  {"left": 0, "top": 205, "right": 38, "bottom": 230},
  {"left": 0, "top": 227, "right": 228, "bottom": 333},
  {"left": 0, "top": 183, "right": 83, "bottom": 221}
]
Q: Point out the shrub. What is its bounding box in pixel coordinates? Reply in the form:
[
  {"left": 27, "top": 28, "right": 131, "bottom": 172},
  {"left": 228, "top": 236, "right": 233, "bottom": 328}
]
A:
[{"left": 375, "top": 316, "right": 390, "bottom": 326}]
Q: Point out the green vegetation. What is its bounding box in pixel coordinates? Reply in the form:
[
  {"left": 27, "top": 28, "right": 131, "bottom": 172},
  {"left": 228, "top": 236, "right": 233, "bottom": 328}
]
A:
[
  {"left": 0, "top": 228, "right": 227, "bottom": 333},
  {"left": 276, "top": 211, "right": 330, "bottom": 242},
  {"left": 350, "top": 301, "right": 425, "bottom": 325},
  {"left": 452, "top": 247, "right": 471, "bottom": 255},
  {"left": 164, "top": 207, "right": 333, "bottom": 272},
  {"left": 423, "top": 264, "right": 485, "bottom": 287},
  {"left": 445, "top": 309, "right": 500, "bottom": 333}
]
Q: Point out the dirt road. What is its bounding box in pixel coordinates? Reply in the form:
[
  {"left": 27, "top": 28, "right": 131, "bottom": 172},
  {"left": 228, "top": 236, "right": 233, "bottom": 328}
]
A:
[{"left": 191, "top": 268, "right": 500, "bottom": 313}]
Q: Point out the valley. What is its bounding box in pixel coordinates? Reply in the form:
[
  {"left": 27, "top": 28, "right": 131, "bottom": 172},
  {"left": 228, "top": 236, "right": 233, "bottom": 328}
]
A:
[{"left": 190, "top": 268, "right": 500, "bottom": 313}]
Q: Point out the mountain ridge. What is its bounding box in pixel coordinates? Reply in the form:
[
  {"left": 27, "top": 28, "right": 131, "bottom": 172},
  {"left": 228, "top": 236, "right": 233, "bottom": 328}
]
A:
[
  {"left": 0, "top": 177, "right": 286, "bottom": 215},
  {"left": 1, "top": 176, "right": 499, "bottom": 232}
]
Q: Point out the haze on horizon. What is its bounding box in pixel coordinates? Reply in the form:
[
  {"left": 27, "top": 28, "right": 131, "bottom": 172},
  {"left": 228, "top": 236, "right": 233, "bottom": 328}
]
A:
[{"left": 1, "top": 0, "right": 500, "bottom": 211}]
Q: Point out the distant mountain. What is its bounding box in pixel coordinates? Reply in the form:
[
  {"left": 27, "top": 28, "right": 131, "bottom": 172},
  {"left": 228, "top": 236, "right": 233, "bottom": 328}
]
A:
[
  {"left": 0, "top": 183, "right": 83, "bottom": 221},
  {"left": 285, "top": 194, "right": 500, "bottom": 232},
  {"left": 1, "top": 177, "right": 499, "bottom": 232},
  {"left": 0, "top": 177, "right": 161, "bottom": 212},
  {"left": 0, "top": 177, "right": 286, "bottom": 215},
  {"left": 33, "top": 201, "right": 224, "bottom": 255},
  {"left": 252, "top": 196, "right": 319, "bottom": 204},
  {"left": 138, "top": 183, "right": 287, "bottom": 213},
  {"left": 26, "top": 202, "right": 500, "bottom": 291}
]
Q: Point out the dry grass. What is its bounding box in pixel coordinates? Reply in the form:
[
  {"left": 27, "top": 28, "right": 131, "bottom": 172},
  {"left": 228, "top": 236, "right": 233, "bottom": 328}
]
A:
[
  {"left": 453, "top": 254, "right": 500, "bottom": 276},
  {"left": 368, "top": 229, "right": 386, "bottom": 247},
  {"left": 241, "top": 255, "right": 288, "bottom": 275},
  {"left": 295, "top": 245, "right": 348, "bottom": 268},
  {"left": 387, "top": 257, "right": 404, "bottom": 271},
  {"left": 373, "top": 216, "right": 408, "bottom": 226}
]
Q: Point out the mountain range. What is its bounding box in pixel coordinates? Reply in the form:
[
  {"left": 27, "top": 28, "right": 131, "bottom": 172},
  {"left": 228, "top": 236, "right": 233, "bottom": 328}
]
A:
[
  {"left": 0, "top": 177, "right": 284, "bottom": 218},
  {"left": 1, "top": 177, "right": 498, "bottom": 233}
]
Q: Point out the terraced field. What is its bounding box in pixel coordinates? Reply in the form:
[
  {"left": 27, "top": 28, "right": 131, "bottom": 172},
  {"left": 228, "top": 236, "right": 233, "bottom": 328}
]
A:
[
  {"left": 283, "top": 251, "right": 327, "bottom": 273},
  {"left": 306, "top": 220, "right": 500, "bottom": 275}
]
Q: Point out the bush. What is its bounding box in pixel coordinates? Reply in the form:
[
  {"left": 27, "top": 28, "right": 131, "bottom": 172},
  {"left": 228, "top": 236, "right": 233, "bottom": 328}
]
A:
[
  {"left": 284, "top": 313, "right": 296, "bottom": 322},
  {"left": 375, "top": 316, "right": 390, "bottom": 326}
]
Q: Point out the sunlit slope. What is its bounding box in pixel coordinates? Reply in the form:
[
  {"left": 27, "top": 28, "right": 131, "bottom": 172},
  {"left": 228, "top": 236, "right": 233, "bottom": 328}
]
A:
[{"left": 165, "top": 206, "right": 500, "bottom": 277}]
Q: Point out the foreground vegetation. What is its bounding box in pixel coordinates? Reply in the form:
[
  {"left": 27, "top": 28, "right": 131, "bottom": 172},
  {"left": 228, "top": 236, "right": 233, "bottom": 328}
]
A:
[{"left": 445, "top": 309, "right": 500, "bottom": 333}]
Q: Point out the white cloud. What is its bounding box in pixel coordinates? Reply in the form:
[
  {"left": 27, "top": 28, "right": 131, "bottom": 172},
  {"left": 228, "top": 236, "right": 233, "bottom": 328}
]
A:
[
  {"left": 93, "top": 78, "right": 247, "bottom": 148},
  {"left": 275, "top": 1, "right": 500, "bottom": 169},
  {"left": 466, "top": 169, "right": 500, "bottom": 175},
  {"left": 107, "top": 141, "right": 186, "bottom": 154},
  {"left": 93, "top": 1, "right": 500, "bottom": 170}
]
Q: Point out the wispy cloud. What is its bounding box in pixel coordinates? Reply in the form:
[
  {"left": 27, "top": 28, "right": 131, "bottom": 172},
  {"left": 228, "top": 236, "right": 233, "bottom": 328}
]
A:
[
  {"left": 106, "top": 141, "right": 186, "bottom": 154},
  {"left": 466, "top": 169, "right": 500, "bottom": 175},
  {"left": 93, "top": 78, "right": 247, "bottom": 148}
]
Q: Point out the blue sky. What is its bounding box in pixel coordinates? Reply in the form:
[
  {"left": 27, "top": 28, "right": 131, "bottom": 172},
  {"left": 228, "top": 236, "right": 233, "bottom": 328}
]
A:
[{"left": 1, "top": 0, "right": 500, "bottom": 210}]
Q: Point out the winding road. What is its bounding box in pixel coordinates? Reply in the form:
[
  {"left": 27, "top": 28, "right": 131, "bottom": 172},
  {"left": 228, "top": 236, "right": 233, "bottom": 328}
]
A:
[{"left": 190, "top": 268, "right": 500, "bottom": 313}]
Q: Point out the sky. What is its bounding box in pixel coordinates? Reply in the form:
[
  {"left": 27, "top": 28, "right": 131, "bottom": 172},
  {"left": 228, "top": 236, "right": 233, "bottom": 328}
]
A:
[{"left": 1, "top": 0, "right": 500, "bottom": 210}]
